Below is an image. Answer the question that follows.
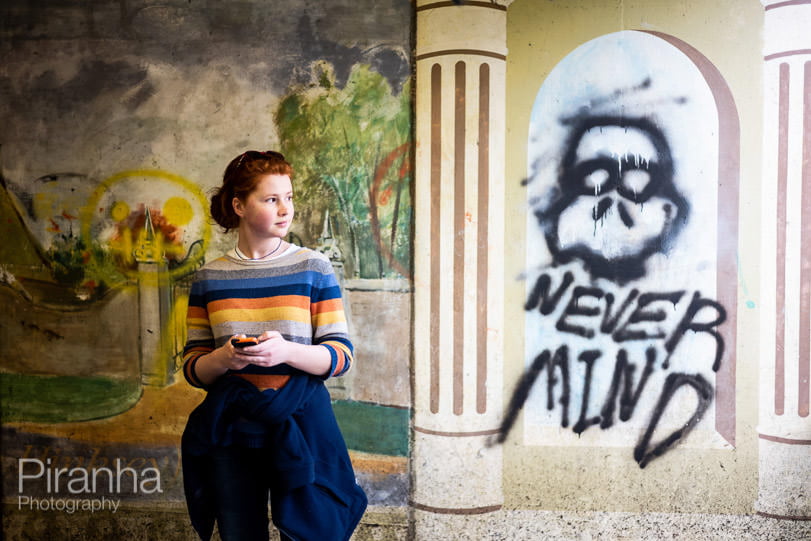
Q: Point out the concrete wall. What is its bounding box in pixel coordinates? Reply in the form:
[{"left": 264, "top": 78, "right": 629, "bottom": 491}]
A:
[
  {"left": 411, "top": 0, "right": 809, "bottom": 538},
  {"left": 2, "top": 0, "right": 811, "bottom": 540},
  {"left": 502, "top": 0, "right": 762, "bottom": 513},
  {"left": 1, "top": 1, "right": 413, "bottom": 538}
]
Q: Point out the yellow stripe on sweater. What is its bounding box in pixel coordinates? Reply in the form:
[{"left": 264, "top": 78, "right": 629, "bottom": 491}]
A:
[
  {"left": 187, "top": 317, "right": 211, "bottom": 328},
  {"left": 210, "top": 306, "right": 311, "bottom": 326},
  {"left": 311, "top": 310, "right": 346, "bottom": 326}
]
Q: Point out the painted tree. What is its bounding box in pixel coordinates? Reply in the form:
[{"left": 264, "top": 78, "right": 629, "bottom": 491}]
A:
[{"left": 275, "top": 62, "right": 411, "bottom": 279}]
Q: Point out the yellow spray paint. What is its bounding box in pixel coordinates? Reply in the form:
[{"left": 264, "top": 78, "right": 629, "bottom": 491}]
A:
[{"left": 80, "top": 169, "right": 211, "bottom": 286}]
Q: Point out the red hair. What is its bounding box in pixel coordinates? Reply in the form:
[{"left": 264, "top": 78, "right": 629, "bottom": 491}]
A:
[{"left": 210, "top": 151, "right": 293, "bottom": 231}]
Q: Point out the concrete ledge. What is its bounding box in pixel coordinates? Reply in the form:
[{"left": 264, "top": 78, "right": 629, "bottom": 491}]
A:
[
  {"left": 413, "top": 508, "right": 811, "bottom": 540},
  {"left": 7, "top": 503, "right": 810, "bottom": 539},
  {"left": 2, "top": 502, "right": 408, "bottom": 540}
]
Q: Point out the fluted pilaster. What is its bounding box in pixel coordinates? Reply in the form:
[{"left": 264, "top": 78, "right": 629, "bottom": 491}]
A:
[
  {"left": 757, "top": 0, "right": 811, "bottom": 520},
  {"left": 412, "top": 0, "right": 510, "bottom": 518}
]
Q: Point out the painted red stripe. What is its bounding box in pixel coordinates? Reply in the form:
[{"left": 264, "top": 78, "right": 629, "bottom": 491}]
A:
[
  {"left": 414, "top": 426, "right": 500, "bottom": 437},
  {"left": 764, "top": 0, "right": 811, "bottom": 11},
  {"left": 756, "top": 511, "right": 811, "bottom": 521},
  {"left": 765, "top": 49, "right": 811, "bottom": 61},
  {"left": 417, "top": 49, "right": 507, "bottom": 62},
  {"left": 453, "top": 60, "right": 466, "bottom": 416},
  {"left": 644, "top": 30, "right": 740, "bottom": 445},
  {"left": 776, "top": 62, "right": 790, "bottom": 416},
  {"left": 411, "top": 501, "right": 502, "bottom": 515},
  {"left": 430, "top": 63, "right": 442, "bottom": 414},
  {"left": 800, "top": 61, "right": 811, "bottom": 417},
  {"left": 759, "top": 433, "right": 811, "bottom": 445},
  {"left": 416, "top": 1, "right": 507, "bottom": 12},
  {"left": 477, "top": 62, "right": 490, "bottom": 414}
]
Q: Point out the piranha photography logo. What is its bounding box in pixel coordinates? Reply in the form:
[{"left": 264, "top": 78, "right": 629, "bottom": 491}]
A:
[{"left": 17, "top": 457, "right": 163, "bottom": 514}]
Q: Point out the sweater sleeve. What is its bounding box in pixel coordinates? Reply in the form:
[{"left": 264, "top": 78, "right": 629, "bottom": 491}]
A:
[
  {"left": 182, "top": 278, "right": 215, "bottom": 388},
  {"left": 310, "top": 262, "right": 354, "bottom": 378}
]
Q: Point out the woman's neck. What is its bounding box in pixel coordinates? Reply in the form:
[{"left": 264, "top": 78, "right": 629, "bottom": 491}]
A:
[{"left": 235, "top": 236, "right": 285, "bottom": 260}]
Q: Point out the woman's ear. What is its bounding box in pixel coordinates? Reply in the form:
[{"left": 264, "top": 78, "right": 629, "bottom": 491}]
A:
[{"left": 232, "top": 196, "right": 244, "bottom": 217}]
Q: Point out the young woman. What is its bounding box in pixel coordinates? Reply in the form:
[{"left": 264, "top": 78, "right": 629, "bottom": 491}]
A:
[{"left": 180, "top": 150, "right": 367, "bottom": 541}]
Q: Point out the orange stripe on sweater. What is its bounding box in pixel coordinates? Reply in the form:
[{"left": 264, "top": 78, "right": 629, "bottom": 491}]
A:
[
  {"left": 187, "top": 306, "right": 209, "bottom": 319},
  {"left": 333, "top": 353, "right": 347, "bottom": 375},
  {"left": 210, "top": 306, "right": 311, "bottom": 326},
  {"left": 210, "top": 294, "right": 308, "bottom": 312},
  {"left": 310, "top": 297, "right": 343, "bottom": 315},
  {"left": 232, "top": 374, "right": 291, "bottom": 390},
  {"left": 322, "top": 340, "right": 351, "bottom": 375}
]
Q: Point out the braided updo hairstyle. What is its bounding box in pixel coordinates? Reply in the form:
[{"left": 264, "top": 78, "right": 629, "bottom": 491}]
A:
[{"left": 210, "top": 150, "right": 293, "bottom": 232}]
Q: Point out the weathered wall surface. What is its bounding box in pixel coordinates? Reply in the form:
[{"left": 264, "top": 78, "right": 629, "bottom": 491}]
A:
[
  {"left": 411, "top": 0, "right": 809, "bottom": 539},
  {"left": 2, "top": 0, "right": 811, "bottom": 539},
  {"left": 498, "top": 0, "right": 809, "bottom": 534},
  {"left": 503, "top": 1, "right": 756, "bottom": 511},
  {"left": 1, "top": 1, "right": 412, "bottom": 538}
]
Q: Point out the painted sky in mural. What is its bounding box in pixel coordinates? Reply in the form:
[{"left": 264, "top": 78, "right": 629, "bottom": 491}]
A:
[{"left": 519, "top": 31, "right": 728, "bottom": 465}]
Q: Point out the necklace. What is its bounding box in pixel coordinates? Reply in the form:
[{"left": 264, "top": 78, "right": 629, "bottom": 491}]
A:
[{"left": 234, "top": 237, "right": 284, "bottom": 260}]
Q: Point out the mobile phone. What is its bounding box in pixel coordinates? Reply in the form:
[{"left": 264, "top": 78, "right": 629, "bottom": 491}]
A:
[{"left": 231, "top": 337, "right": 259, "bottom": 348}]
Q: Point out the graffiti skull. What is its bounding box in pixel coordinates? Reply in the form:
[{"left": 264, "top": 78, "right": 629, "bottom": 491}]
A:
[{"left": 538, "top": 116, "right": 689, "bottom": 283}]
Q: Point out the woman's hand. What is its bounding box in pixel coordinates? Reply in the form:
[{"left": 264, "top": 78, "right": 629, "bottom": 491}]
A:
[
  {"left": 240, "top": 331, "right": 333, "bottom": 377},
  {"left": 194, "top": 332, "right": 333, "bottom": 385},
  {"left": 231, "top": 331, "right": 294, "bottom": 368},
  {"left": 217, "top": 334, "right": 260, "bottom": 371},
  {"left": 187, "top": 335, "right": 258, "bottom": 385}
]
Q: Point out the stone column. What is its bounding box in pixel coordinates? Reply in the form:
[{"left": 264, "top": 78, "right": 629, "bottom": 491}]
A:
[
  {"left": 757, "top": 0, "right": 811, "bottom": 520},
  {"left": 412, "top": 0, "right": 510, "bottom": 525}
]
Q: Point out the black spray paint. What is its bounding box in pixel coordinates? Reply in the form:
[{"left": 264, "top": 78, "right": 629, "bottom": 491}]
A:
[
  {"left": 496, "top": 271, "right": 726, "bottom": 468},
  {"left": 535, "top": 116, "right": 690, "bottom": 285}
]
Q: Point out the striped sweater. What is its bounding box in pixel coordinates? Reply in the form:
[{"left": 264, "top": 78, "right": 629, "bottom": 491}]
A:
[{"left": 182, "top": 245, "right": 353, "bottom": 390}]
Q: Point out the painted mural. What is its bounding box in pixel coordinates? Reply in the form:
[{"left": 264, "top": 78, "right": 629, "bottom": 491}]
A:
[
  {"left": 277, "top": 62, "right": 412, "bottom": 280},
  {"left": 501, "top": 31, "right": 738, "bottom": 467},
  {"left": 0, "top": 0, "right": 413, "bottom": 525}
]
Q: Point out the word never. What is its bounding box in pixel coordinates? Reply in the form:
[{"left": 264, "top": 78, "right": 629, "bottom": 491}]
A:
[{"left": 524, "top": 270, "right": 726, "bottom": 370}]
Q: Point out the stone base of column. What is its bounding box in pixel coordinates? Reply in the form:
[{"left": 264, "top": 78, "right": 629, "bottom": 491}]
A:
[
  {"left": 755, "top": 436, "right": 811, "bottom": 519},
  {"left": 411, "top": 430, "right": 502, "bottom": 514}
]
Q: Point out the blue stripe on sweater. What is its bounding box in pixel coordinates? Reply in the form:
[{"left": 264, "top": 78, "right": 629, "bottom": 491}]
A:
[
  {"left": 197, "top": 270, "right": 335, "bottom": 291},
  {"left": 189, "top": 285, "right": 343, "bottom": 306}
]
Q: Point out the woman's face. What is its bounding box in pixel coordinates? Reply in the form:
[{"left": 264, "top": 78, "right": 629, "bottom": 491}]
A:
[{"left": 233, "top": 174, "right": 294, "bottom": 240}]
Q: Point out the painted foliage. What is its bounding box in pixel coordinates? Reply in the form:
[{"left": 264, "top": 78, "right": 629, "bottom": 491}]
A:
[
  {"left": 507, "top": 31, "right": 738, "bottom": 466},
  {"left": 277, "top": 62, "right": 412, "bottom": 280}
]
